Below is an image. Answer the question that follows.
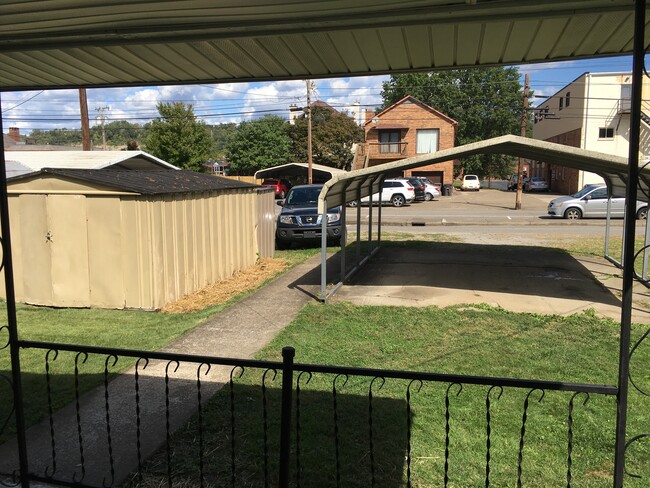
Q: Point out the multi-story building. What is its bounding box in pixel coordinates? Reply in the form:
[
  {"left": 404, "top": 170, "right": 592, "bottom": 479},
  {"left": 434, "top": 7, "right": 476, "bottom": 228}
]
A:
[
  {"left": 532, "top": 72, "right": 650, "bottom": 194},
  {"left": 352, "top": 96, "right": 457, "bottom": 185}
]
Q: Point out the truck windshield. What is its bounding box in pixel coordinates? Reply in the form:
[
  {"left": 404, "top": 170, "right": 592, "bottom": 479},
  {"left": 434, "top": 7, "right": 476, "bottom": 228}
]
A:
[{"left": 286, "top": 187, "right": 321, "bottom": 205}]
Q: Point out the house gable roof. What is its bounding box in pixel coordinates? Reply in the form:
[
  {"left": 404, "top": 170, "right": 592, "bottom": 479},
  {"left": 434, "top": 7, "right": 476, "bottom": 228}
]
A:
[
  {"left": 364, "top": 96, "right": 458, "bottom": 128},
  {"left": 7, "top": 169, "right": 257, "bottom": 195}
]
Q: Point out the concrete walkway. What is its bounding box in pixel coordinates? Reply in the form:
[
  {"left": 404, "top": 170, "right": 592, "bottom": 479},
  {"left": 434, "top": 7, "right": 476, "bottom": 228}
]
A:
[{"left": 0, "top": 254, "right": 329, "bottom": 487}]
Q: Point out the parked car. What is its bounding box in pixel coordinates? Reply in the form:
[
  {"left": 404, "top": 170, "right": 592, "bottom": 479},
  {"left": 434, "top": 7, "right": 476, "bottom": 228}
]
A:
[
  {"left": 547, "top": 184, "right": 648, "bottom": 220},
  {"left": 420, "top": 178, "right": 441, "bottom": 201},
  {"left": 524, "top": 177, "right": 549, "bottom": 192},
  {"left": 460, "top": 174, "right": 480, "bottom": 191},
  {"left": 399, "top": 177, "right": 426, "bottom": 201},
  {"left": 275, "top": 184, "right": 342, "bottom": 249},
  {"left": 262, "top": 178, "right": 291, "bottom": 199},
  {"left": 348, "top": 179, "right": 415, "bottom": 207}
]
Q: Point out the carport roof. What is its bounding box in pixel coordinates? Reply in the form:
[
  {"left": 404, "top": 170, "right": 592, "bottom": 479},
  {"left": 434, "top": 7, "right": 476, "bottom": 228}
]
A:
[
  {"left": 318, "top": 135, "right": 649, "bottom": 212},
  {"left": 254, "top": 163, "right": 345, "bottom": 181},
  {"left": 0, "top": 1, "right": 647, "bottom": 90}
]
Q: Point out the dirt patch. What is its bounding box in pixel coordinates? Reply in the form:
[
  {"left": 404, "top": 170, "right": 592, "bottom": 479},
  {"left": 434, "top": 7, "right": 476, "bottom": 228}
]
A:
[{"left": 162, "top": 257, "right": 289, "bottom": 314}]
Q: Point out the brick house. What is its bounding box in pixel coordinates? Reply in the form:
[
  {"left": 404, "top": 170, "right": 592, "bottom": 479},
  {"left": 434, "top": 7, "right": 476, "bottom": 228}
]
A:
[{"left": 353, "top": 96, "right": 457, "bottom": 184}]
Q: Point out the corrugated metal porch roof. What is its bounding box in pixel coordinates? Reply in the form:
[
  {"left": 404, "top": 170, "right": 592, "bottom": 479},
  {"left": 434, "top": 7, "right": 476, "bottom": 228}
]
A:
[{"left": 0, "top": 0, "right": 646, "bottom": 90}]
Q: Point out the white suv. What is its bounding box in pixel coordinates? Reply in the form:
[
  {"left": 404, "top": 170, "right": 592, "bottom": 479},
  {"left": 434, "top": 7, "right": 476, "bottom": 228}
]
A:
[
  {"left": 348, "top": 179, "right": 416, "bottom": 207},
  {"left": 460, "top": 174, "right": 480, "bottom": 191}
]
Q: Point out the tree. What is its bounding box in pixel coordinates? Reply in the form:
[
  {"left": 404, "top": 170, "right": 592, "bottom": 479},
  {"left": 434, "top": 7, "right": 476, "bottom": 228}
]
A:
[
  {"left": 381, "top": 67, "right": 530, "bottom": 178},
  {"left": 288, "top": 106, "right": 363, "bottom": 170},
  {"left": 225, "top": 115, "right": 292, "bottom": 174},
  {"left": 209, "top": 123, "right": 238, "bottom": 159},
  {"left": 91, "top": 120, "right": 145, "bottom": 148},
  {"left": 144, "top": 102, "right": 215, "bottom": 171}
]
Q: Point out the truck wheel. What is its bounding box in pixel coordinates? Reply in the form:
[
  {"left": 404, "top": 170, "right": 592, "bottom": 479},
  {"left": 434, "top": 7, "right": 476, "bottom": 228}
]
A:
[{"left": 275, "top": 239, "right": 290, "bottom": 250}]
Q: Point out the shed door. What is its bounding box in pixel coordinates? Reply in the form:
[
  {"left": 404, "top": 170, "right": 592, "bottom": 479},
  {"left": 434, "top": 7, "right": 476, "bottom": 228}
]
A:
[{"left": 47, "top": 195, "right": 91, "bottom": 307}]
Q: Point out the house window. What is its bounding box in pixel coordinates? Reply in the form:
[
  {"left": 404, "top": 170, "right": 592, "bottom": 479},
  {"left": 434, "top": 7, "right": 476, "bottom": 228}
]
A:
[
  {"left": 559, "top": 97, "right": 563, "bottom": 111},
  {"left": 378, "top": 130, "right": 401, "bottom": 154},
  {"left": 565, "top": 92, "right": 571, "bottom": 107},
  {"left": 599, "top": 127, "right": 614, "bottom": 139},
  {"left": 416, "top": 129, "right": 439, "bottom": 154}
]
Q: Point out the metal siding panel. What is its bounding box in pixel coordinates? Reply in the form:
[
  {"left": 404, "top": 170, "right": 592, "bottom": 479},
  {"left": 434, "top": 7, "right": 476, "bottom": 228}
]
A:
[
  {"left": 573, "top": 13, "right": 633, "bottom": 56},
  {"left": 404, "top": 25, "right": 432, "bottom": 69},
  {"left": 354, "top": 29, "right": 389, "bottom": 71},
  {"left": 527, "top": 18, "right": 570, "bottom": 60},
  {"left": 149, "top": 199, "right": 166, "bottom": 310},
  {"left": 282, "top": 34, "right": 327, "bottom": 74},
  {"left": 600, "top": 14, "right": 636, "bottom": 53},
  {"left": 378, "top": 27, "right": 410, "bottom": 70},
  {"left": 431, "top": 24, "right": 455, "bottom": 67},
  {"left": 3, "top": 196, "right": 23, "bottom": 301},
  {"left": 305, "top": 32, "right": 349, "bottom": 74},
  {"left": 329, "top": 31, "right": 369, "bottom": 73},
  {"left": 456, "top": 23, "right": 482, "bottom": 66},
  {"left": 550, "top": 15, "right": 600, "bottom": 57},
  {"left": 18, "top": 195, "right": 53, "bottom": 305},
  {"left": 501, "top": 20, "right": 538, "bottom": 63},
  {"left": 479, "top": 21, "right": 511, "bottom": 64},
  {"left": 121, "top": 199, "right": 140, "bottom": 308},
  {"left": 87, "top": 197, "right": 125, "bottom": 308},
  {"left": 252, "top": 37, "right": 306, "bottom": 76},
  {"left": 207, "top": 39, "right": 269, "bottom": 77},
  {"left": 48, "top": 194, "right": 90, "bottom": 307},
  {"left": 230, "top": 38, "right": 290, "bottom": 76}
]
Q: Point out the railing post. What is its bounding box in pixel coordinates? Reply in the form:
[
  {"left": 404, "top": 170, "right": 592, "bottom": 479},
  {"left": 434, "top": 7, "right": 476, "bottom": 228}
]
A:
[
  {"left": 614, "top": 0, "right": 645, "bottom": 485},
  {"left": 0, "top": 94, "right": 30, "bottom": 487},
  {"left": 278, "top": 346, "right": 295, "bottom": 488}
]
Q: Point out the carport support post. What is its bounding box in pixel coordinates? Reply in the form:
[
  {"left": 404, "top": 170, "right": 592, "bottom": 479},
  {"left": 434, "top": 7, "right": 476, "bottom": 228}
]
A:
[
  {"left": 0, "top": 94, "right": 30, "bottom": 487},
  {"left": 613, "top": 0, "right": 644, "bottom": 484},
  {"left": 356, "top": 186, "right": 362, "bottom": 265},
  {"left": 321, "top": 199, "right": 328, "bottom": 301}
]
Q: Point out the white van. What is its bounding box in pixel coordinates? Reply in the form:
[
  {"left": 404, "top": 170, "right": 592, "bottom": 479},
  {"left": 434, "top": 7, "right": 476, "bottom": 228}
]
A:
[{"left": 460, "top": 174, "right": 480, "bottom": 191}]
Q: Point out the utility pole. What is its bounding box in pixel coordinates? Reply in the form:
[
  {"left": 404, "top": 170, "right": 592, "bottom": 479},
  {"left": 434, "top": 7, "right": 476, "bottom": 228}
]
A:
[
  {"left": 95, "top": 106, "right": 110, "bottom": 150},
  {"left": 515, "top": 73, "right": 530, "bottom": 210},
  {"left": 306, "top": 80, "right": 313, "bottom": 184},
  {"left": 79, "top": 89, "right": 91, "bottom": 150}
]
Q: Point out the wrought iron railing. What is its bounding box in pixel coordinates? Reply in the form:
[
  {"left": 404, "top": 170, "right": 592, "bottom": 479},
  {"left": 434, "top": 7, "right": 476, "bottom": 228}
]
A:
[{"left": 0, "top": 341, "right": 624, "bottom": 487}]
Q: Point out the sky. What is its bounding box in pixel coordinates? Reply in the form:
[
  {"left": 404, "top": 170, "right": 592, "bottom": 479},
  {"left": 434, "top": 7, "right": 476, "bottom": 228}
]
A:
[{"left": 0, "top": 55, "right": 640, "bottom": 135}]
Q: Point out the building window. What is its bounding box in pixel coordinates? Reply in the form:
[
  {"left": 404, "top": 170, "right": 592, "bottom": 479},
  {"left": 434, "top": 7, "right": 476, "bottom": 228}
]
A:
[
  {"left": 378, "top": 130, "right": 401, "bottom": 154},
  {"left": 559, "top": 97, "right": 563, "bottom": 111},
  {"left": 599, "top": 127, "right": 614, "bottom": 139},
  {"left": 416, "top": 129, "right": 439, "bottom": 154},
  {"left": 565, "top": 92, "right": 571, "bottom": 107}
]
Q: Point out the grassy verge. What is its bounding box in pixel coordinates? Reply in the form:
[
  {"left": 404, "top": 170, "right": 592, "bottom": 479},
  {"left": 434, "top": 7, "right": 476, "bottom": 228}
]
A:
[
  {"left": 0, "top": 248, "right": 318, "bottom": 442},
  {"left": 133, "top": 304, "right": 650, "bottom": 487}
]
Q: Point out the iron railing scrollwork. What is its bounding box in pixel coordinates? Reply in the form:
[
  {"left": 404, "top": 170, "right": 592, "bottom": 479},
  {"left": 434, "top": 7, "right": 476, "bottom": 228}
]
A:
[{"left": 0, "top": 340, "right": 625, "bottom": 487}]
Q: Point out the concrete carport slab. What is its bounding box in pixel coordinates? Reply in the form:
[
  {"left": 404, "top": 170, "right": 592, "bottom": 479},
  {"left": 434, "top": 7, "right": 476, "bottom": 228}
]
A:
[{"left": 330, "top": 243, "right": 650, "bottom": 324}]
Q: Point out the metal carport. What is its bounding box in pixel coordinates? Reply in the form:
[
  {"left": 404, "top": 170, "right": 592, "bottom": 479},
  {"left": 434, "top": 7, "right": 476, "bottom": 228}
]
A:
[
  {"left": 317, "top": 135, "right": 650, "bottom": 302},
  {"left": 254, "top": 163, "right": 345, "bottom": 183},
  {"left": 1, "top": 0, "right": 648, "bottom": 486}
]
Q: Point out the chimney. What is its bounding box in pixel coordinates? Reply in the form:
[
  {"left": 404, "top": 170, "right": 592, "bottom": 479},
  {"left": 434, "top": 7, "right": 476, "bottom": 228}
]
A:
[
  {"left": 364, "top": 109, "right": 376, "bottom": 125},
  {"left": 8, "top": 127, "right": 20, "bottom": 143}
]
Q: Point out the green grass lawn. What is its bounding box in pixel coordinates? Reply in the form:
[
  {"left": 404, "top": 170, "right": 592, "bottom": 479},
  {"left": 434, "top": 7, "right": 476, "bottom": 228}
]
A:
[
  {"left": 0, "top": 248, "right": 319, "bottom": 442},
  {"left": 133, "top": 303, "right": 650, "bottom": 487}
]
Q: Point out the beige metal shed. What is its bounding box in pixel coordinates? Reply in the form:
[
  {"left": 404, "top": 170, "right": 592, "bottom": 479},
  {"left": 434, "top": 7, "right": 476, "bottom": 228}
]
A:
[{"left": 1, "top": 169, "right": 274, "bottom": 310}]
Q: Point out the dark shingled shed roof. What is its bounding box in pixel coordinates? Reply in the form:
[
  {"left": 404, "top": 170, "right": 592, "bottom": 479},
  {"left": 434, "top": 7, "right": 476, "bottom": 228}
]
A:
[{"left": 8, "top": 169, "right": 258, "bottom": 195}]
